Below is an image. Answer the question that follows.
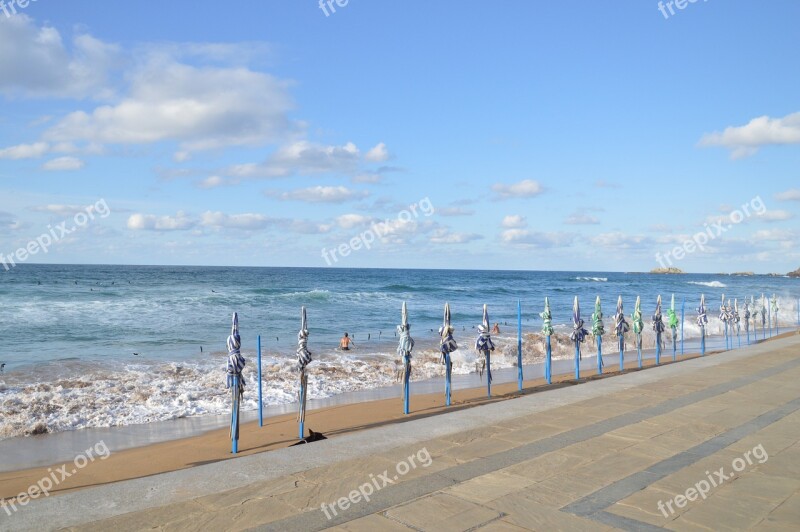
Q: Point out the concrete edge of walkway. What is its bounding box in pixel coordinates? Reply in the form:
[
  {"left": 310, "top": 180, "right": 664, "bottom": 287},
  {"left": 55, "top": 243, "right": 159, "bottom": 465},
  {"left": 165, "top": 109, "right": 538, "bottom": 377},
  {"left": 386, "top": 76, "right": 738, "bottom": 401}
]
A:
[{"left": 5, "top": 334, "right": 799, "bottom": 531}]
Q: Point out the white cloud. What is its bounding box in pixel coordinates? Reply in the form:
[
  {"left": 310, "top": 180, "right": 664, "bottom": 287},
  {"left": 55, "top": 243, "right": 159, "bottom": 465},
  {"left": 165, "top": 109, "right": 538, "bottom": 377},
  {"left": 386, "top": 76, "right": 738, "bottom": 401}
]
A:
[
  {"left": 752, "top": 229, "right": 796, "bottom": 242},
  {"left": 429, "top": 228, "right": 483, "bottom": 244},
  {"left": 591, "top": 232, "right": 651, "bottom": 250},
  {"left": 276, "top": 185, "right": 369, "bottom": 203},
  {"left": 775, "top": 189, "right": 800, "bottom": 202},
  {"left": 756, "top": 210, "right": 794, "bottom": 222},
  {"left": 492, "top": 179, "right": 543, "bottom": 199},
  {"left": 31, "top": 204, "right": 88, "bottom": 217},
  {"left": 127, "top": 212, "right": 194, "bottom": 231},
  {"left": 365, "top": 142, "right": 390, "bottom": 162},
  {"left": 200, "top": 211, "right": 271, "bottom": 230},
  {"left": 699, "top": 112, "right": 800, "bottom": 159},
  {"left": 352, "top": 173, "right": 384, "bottom": 184},
  {"left": 501, "top": 215, "right": 527, "bottom": 228},
  {"left": 564, "top": 213, "right": 600, "bottom": 225},
  {"left": 438, "top": 206, "right": 474, "bottom": 217},
  {"left": 0, "top": 142, "right": 49, "bottom": 159},
  {"left": 500, "top": 229, "right": 572, "bottom": 247},
  {"left": 0, "top": 16, "right": 120, "bottom": 98},
  {"left": 196, "top": 176, "right": 228, "bottom": 189},
  {"left": 42, "top": 156, "right": 84, "bottom": 171},
  {"left": 336, "top": 214, "right": 373, "bottom": 229},
  {"left": 44, "top": 58, "right": 296, "bottom": 155},
  {"left": 228, "top": 141, "right": 361, "bottom": 179}
]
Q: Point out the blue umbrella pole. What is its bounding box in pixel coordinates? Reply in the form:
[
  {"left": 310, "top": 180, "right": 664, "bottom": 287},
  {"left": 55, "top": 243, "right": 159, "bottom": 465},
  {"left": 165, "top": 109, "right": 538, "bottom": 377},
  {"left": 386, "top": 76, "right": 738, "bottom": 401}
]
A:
[
  {"left": 655, "top": 333, "right": 661, "bottom": 365},
  {"left": 596, "top": 336, "right": 603, "bottom": 375},
  {"left": 680, "top": 298, "right": 685, "bottom": 356},
  {"left": 403, "top": 359, "right": 410, "bottom": 415},
  {"left": 618, "top": 334, "right": 624, "bottom": 372},
  {"left": 672, "top": 329, "right": 677, "bottom": 361},
  {"left": 775, "top": 312, "right": 778, "bottom": 336},
  {"left": 445, "top": 354, "right": 452, "bottom": 406},
  {"left": 637, "top": 335, "right": 642, "bottom": 369},
  {"left": 485, "top": 351, "right": 492, "bottom": 398},
  {"left": 737, "top": 326, "right": 741, "bottom": 348},
  {"left": 231, "top": 375, "right": 239, "bottom": 454},
  {"left": 574, "top": 342, "right": 580, "bottom": 380},
  {"left": 746, "top": 323, "right": 750, "bottom": 345},
  {"left": 701, "top": 328, "right": 706, "bottom": 356},
  {"left": 768, "top": 307, "right": 772, "bottom": 338},
  {"left": 257, "top": 335, "right": 263, "bottom": 428},
  {"left": 298, "top": 372, "right": 306, "bottom": 440},
  {"left": 724, "top": 322, "right": 729, "bottom": 350},
  {"left": 545, "top": 336, "right": 552, "bottom": 384},
  {"left": 517, "top": 300, "right": 523, "bottom": 391}
]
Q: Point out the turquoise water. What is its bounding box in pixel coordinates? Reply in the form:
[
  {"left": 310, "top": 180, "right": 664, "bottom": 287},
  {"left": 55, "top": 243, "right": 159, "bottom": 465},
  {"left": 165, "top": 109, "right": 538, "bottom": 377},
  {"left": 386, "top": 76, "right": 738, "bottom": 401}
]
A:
[{"left": 0, "top": 264, "right": 797, "bottom": 438}]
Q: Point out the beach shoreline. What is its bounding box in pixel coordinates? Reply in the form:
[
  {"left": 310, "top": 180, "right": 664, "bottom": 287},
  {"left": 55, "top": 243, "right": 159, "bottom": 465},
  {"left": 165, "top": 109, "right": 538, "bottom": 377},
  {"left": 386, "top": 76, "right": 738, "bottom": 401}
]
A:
[{"left": 4, "top": 330, "right": 796, "bottom": 504}]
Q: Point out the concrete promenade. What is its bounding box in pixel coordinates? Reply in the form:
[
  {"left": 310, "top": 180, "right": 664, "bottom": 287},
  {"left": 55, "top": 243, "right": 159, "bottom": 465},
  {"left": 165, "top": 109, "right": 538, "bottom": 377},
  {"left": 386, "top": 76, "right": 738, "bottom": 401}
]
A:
[{"left": 5, "top": 333, "right": 800, "bottom": 531}]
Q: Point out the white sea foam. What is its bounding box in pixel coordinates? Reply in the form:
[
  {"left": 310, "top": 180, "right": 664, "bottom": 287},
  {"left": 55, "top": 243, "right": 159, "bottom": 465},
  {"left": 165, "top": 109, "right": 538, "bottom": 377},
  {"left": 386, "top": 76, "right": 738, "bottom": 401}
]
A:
[
  {"left": 688, "top": 281, "right": 727, "bottom": 288},
  {"left": 576, "top": 277, "right": 608, "bottom": 282}
]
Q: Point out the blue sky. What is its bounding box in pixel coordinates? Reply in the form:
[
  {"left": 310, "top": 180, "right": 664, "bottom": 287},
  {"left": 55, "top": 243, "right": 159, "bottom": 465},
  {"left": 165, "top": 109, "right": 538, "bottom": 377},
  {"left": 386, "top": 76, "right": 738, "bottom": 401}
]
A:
[{"left": 1, "top": 0, "right": 798, "bottom": 273}]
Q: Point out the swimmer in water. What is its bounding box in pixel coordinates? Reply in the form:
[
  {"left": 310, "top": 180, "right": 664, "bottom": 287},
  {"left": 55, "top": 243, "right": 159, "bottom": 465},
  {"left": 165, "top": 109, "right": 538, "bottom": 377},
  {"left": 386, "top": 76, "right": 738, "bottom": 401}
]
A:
[{"left": 339, "top": 332, "right": 354, "bottom": 351}]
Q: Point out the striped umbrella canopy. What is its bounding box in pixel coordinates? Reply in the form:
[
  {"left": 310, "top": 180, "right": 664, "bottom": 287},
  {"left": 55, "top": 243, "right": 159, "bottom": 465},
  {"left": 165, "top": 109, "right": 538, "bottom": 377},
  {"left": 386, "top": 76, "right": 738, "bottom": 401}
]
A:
[
  {"left": 570, "top": 296, "right": 588, "bottom": 354},
  {"left": 614, "top": 296, "right": 630, "bottom": 338},
  {"left": 760, "top": 294, "right": 767, "bottom": 326},
  {"left": 652, "top": 295, "right": 665, "bottom": 333},
  {"left": 652, "top": 295, "right": 666, "bottom": 345},
  {"left": 733, "top": 299, "right": 741, "bottom": 334},
  {"left": 667, "top": 294, "right": 679, "bottom": 330},
  {"left": 591, "top": 296, "right": 605, "bottom": 337},
  {"left": 632, "top": 296, "right": 644, "bottom": 336},
  {"left": 440, "top": 302, "right": 458, "bottom": 360},
  {"left": 475, "top": 304, "right": 495, "bottom": 383},
  {"left": 697, "top": 294, "right": 708, "bottom": 328},
  {"left": 591, "top": 296, "right": 605, "bottom": 372},
  {"left": 743, "top": 298, "right": 751, "bottom": 333},
  {"left": 226, "top": 312, "right": 245, "bottom": 448},
  {"left": 540, "top": 297, "right": 554, "bottom": 336}
]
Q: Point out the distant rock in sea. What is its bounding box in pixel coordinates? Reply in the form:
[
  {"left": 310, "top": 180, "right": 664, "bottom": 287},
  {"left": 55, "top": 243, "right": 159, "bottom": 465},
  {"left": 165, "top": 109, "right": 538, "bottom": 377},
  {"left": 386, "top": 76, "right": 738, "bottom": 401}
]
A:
[
  {"left": 788, "top": 267, "right": 800, "bottom": 278},
  {"left": 650, "top": 267, "right": 684, "bottom": 274},
  {"left": 731, "top": 271, "right": 755, "bottom": 276}
]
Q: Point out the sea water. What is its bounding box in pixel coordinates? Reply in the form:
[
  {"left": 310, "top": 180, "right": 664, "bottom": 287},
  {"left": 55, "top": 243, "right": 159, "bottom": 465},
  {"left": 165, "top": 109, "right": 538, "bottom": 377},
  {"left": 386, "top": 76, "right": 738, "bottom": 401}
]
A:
[{"left": 1, "top": 264, "right": 797, "bottom": 440}]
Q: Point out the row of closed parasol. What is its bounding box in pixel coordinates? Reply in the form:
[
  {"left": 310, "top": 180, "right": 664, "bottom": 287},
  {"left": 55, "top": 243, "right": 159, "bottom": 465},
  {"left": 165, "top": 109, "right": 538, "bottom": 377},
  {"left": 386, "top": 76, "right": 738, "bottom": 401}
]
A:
[{"left": 223, "top": 293, "right": 781, "bottom": 453}]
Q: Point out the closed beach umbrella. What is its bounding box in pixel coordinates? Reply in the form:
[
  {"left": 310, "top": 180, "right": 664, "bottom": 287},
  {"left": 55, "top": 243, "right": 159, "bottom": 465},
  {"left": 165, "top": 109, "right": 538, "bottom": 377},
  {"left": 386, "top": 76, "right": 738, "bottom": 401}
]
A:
[
  {"left": 570, "top": 296, "right": 588, "bottom": 380},
  {"left": 697, "top": 294, "right": 708, "bottom": 355},
  {"left": 296, "top": 306, "right": 312, "bottom": 439},
  {"left": 475, "top": 304, "right": 495, "bottom": 397},
  {"left": 733, "top": 299, "right": 741, "bottom": 348},
  {"left": 439, "top": 302, "right": 458, "bottom": 406},
  {"left": 760, "top": 294, "right": 767, "bottom": 340},
  {"left": 719, "top": 295, "right": 732, "bottom": 350},
  {"left": 591, "top": 296, "right": 605, "bottom": 375},
  {"left": 614, "top": 296, "right": 630, "bottom": 371},
  {"left": 226, "top": 312, "right": 245, "bottom": 454},
  {"left": 667, "top": 294, "right": 679, "bottom": 360},
  {"left": 743, "top": 298, "right": 751, "bottom": 345},
  {"left": 652, "top": 295, "right": 665, "bottom": 365},
  {"left": 632, "top": 296, "right": 644, "bottom": 368},
  {"left": 397, "top": 301, "right": 414, "bottom": 415},
  {"left": 771, "top": 294, "right": 779, "bottom": 336},
  {"left": 540, "top": 297, "right": 554, "bottom": 384}
]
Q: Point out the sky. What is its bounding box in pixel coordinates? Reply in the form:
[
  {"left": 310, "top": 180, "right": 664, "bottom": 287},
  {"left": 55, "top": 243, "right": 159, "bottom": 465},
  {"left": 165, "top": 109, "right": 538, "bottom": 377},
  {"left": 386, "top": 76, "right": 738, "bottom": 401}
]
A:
[{"left": 0, "top": 0, "right": 799, "bottom": 273}]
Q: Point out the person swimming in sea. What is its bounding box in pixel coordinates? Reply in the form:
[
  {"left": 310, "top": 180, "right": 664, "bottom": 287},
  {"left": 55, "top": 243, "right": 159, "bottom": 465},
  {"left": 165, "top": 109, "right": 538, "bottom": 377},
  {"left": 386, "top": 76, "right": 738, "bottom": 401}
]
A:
[{"left": 339, "top": 332, "right": 354, "bottom": 351}]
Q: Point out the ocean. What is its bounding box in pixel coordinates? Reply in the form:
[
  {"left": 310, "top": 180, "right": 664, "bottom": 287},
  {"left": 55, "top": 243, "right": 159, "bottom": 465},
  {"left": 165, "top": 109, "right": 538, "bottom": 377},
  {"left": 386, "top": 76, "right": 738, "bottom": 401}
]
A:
[{"left": 1, "top": 264, "right": 798, "bottom": 440}]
